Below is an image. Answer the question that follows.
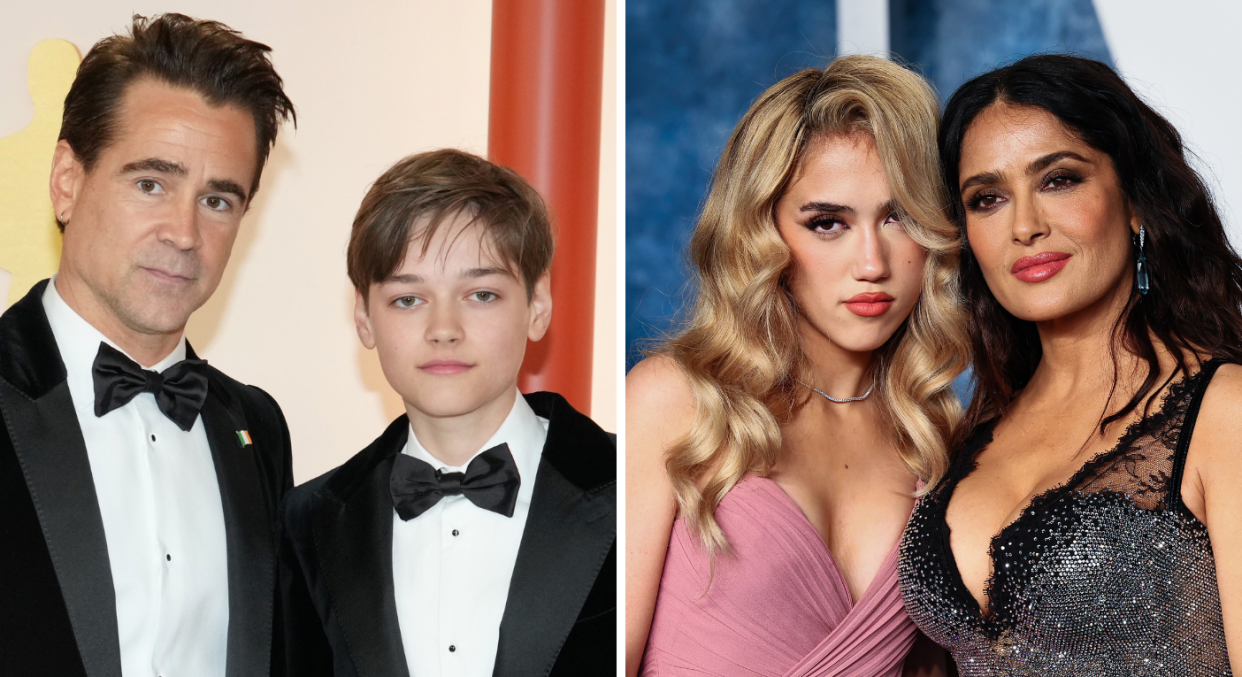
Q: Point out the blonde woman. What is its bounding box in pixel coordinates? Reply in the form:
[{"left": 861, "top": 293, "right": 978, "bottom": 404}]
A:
[{"left": 626, "top": 56, "right": 969, "bottom": 677}]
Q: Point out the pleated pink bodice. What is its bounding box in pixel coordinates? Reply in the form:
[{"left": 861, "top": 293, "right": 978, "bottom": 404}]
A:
[{"left": 641, "top": 476, "right": 918, "bottom": 677}]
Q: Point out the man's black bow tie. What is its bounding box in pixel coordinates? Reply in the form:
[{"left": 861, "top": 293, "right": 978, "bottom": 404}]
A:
[
  {"left": 390, "top": 443, "right": 521, "bottom": 520},
  {"left": 92, "top": 342, "right": 210, "bottom": 432}
]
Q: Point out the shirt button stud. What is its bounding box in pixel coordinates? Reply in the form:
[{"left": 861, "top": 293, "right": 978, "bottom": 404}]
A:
[
  {"left": 150, "top": 434, "right": 157, "bottom": 442},
  {"left": 449, "top": 645, "right": 456, "bottom": 652},
  {"left": 452, "top": 529, "right": 460, "bottom": 537},
  {"left": 166, "top": 554, "right": 171, "bottom": 562}
]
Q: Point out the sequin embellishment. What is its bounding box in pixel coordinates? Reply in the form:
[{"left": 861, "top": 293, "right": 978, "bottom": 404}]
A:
[{"left": 898, "top": 361, "right": 1233, "bottom": 676}]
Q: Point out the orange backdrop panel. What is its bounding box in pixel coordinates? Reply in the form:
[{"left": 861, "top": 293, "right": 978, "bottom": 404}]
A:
[{"left": 488, "top": 0, "right": 605, "bottom": 414}]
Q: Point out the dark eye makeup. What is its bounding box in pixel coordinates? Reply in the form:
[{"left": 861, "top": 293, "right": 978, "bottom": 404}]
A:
[
  {"left": 964, "top": 191, "right": 1003, "bottom": 212},
  {"left": 802, "top": 211, "right": 903, "bottom": 234},
  {"left": 963, "top": 167, "right": 1085, "bottom": 212},
  {"left": 1042, "top": 168, "right": 1083, "bottom": 191},
  {"left": 804, "top": 214, "right": 846, "bottom": 235}
]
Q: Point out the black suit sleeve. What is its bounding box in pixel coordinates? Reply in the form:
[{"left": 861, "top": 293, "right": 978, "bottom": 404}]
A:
[
  {"left": 252, "top": 386, "right": 297, "bottom": 677},
  {"left": 548, "top": 542, "right": 616, "bottom": 677},
  {"left": 249, "top": 386, "right": 295, "bottom": 503},
  {"left": 226, "top": 381, "right": 296, "bottom": 677},
  {"left": 278, "top": 489, "right": 334, "bottom": 677},
  {"left": 0, "top": 412, "right": 89, "bottom": 677}
]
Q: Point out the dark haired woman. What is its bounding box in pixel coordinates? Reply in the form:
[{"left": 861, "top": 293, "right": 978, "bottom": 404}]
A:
[{"left": 897, "top": 54, "right": 1241, "bottom": 674}]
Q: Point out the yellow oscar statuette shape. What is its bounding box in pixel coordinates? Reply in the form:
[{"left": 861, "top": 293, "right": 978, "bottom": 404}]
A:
[{"left": 0, "top": 39, "right": 81, "bottom": 309}]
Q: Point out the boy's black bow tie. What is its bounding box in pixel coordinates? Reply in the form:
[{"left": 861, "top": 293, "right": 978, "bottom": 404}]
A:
[
  {"left": 92, "top": 342, "right": 209, "bottom": 432},
  {"left": 390, "top": 443, "right": 521, "bottom": 520}
]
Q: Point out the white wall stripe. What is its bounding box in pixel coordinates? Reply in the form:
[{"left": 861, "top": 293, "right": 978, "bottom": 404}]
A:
[{"left": 837, "top": 0, "right": 890, "bottom": 56}]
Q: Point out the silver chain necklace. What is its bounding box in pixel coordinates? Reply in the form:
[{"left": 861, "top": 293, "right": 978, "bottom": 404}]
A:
[{"left": 799, "top": 380, "right": 874, "bottom": 403}]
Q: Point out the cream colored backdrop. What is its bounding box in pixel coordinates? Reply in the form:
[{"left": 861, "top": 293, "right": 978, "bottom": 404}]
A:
[{"left": 0, "top": 0, "right": 618, "bottom": 481}]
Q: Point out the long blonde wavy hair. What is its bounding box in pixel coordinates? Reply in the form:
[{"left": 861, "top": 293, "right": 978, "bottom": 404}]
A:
[{"left": 658, "top": 55, "right": 970, "bottom": 557}]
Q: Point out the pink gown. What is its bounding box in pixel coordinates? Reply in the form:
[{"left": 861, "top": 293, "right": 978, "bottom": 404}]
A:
[{"left": 640, "top": 476, "right": 918, "bottom": 676}]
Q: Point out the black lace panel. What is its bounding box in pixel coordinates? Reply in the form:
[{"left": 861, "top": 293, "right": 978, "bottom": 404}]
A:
[
  {"left": 898, "top": 361, "right": 1232, "bottom": 676},
  {"left": 1068, "top": 372, "right": 1192, "bottom": 510}
]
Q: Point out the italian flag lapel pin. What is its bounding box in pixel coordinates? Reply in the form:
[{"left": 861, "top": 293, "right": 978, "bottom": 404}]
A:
[{"left": 236, "top": 430, "right": 253, "bottom": 448}]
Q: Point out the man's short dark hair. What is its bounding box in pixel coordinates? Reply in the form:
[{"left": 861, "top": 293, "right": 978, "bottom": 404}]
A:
[
  {"left": 347, "top": 149, "right": 555, "bottom": 303},
  {"left": 57, "top": 13, "right": 295, "bottom": 229}
]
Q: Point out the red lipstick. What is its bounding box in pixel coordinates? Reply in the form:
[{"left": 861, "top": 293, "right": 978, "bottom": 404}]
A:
[
  {"left": 419, "top": 359, "right": 473, "bottom": 376},
  {"left": 844, "top": 292, "right": 895, "bottom": 317},
  {"left": 1011, "top": 252, "right": 1072, "bottom": 283}
]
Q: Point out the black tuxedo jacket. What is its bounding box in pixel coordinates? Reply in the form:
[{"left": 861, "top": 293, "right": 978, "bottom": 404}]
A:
[
  {"left": 0, "top": 279, "right": 294, "bottom": 677},
  {"left": 279, "top": 392, "right": 616, "bottom": 677}
]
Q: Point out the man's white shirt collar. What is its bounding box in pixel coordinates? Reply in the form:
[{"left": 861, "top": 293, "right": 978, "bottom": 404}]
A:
[
  {"left": 42, "top": 275, "right": 188, "bottom": 383},
  {"left": 39, "top": 275, "right": 228, "bottom": 677},
  {"left": 403, "top": 389, "right": 548, "bottom": 510}
]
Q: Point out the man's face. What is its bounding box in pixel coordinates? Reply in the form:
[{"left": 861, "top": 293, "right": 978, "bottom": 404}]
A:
[
  {"left": 355, "top": 213, "right": 552, "bottom": 426},
  {"left": 52, "top": 78, "right": 257, "bottom": 337}
]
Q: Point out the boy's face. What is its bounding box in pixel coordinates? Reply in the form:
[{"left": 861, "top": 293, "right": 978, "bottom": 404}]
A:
[{"left": 355, "top": 212, "right": 552, "bottom": 425}]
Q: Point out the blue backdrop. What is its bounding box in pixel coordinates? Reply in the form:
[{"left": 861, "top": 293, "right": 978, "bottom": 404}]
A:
[{"left": 626, "top": 0, "right": 1113, "bottom": 380}]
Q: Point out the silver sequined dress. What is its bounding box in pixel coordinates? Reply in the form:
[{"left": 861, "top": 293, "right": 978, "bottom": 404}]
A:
[{"left": 898, "top": 360, "right": 1233, "bottom": 675}]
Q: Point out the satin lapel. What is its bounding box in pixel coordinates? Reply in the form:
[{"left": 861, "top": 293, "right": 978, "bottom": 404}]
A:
[
  {"left": 312, "top": 451, "right": 410, "bottom": 677},
  {"left": 201, "top": 385, "right": 274, "bottom": 677},
  {"left": 0, "top": 379, "right": 122, "bottom": 677},
  {"left": 492, "top": 459, "right": 615, "bottom": 677}
]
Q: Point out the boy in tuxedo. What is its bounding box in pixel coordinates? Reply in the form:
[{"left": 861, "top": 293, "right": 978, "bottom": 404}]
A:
[{"left": 279, "top": 149, "right": 615, "bottom": 676}]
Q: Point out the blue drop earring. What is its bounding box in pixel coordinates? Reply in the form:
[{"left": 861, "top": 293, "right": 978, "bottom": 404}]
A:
[{"left": 1136, "top": 225, "right": 1150, "bottom": 296}]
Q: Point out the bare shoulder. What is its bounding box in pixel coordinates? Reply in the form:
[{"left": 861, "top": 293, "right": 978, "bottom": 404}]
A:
[
  {"left": 1207, "top": 361, "right": 1242, "bottom": 389},
  {"left": 1187, "top": 362, "right": 1242, "bottom": 474},
  {"left": 624, "top": 357, "right": 694, "bottom": 673},
  {"left": 1196, "top": 363, "right": 1242, "bottom": 434},
  {"left": 626, "top": 355, "right": 697, "bottom": 429},
  {"left": 626, "top": 355, "right": 697, "bottom": 457}
]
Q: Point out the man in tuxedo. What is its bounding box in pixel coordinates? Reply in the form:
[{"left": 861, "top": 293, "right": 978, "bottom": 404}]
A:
[
  {"left": 0, "top": 14, "right": 296, "bottom": 676},
  {"left": 280, "top": 149, "right": 615, "bottom": 676}
]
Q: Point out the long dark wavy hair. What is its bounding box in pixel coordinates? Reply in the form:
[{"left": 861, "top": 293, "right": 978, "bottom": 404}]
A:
[{"left": 941, "top": 54, "right": 1242, "bottom": 442}]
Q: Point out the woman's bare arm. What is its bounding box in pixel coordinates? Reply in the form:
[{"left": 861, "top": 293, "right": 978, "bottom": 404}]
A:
[
  {"left": 1183, "top": 364, "right": 1242, "bottom": 674},
  {"left": 625, "top": 356, "right": 696, "bottom": 677}
]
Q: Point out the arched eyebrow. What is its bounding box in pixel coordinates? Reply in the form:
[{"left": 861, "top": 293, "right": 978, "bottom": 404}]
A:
[
  {"left": 1027, "top": 150, "right": 1089, "bottom": 175},
  {"left": 383, "top": 267, "right": 515, "bottom": 285},
  {"left": 207, "top": 179, "right": 248, "bottom": 203},
  {"left": 798, "top": 199, "right": 898, "bottom": 215},
  {"left": 960, "top": 171, "right": 1001, "bottom": 192},
  {"left": 462, "top": 266, "right": 515, "bottom": 280},
  {"left": 799, "top": 201, "right": 852, "bottom": 213},
  {"left": 121, "top": 157, "right": 186, "bottom": 176},
  {"left": 120, "top": 157, "right": 249, "bottom": 202},
  {"left": 960, "top": 151, "right": 1092, "bottom": 191}
]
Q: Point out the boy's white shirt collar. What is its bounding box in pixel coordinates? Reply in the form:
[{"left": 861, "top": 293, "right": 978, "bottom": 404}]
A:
[
  {"left": 394, "top": 388, "right": 550, "bottom": 676},
  {"left": 43, "top": 274, "right": 188, "bottom": 380},
  {"left": 403, "top": 388, "right": 549, "bottom": 503}
]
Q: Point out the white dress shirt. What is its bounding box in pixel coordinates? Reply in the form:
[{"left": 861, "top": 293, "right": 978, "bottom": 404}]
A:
[
  {"left": 43, "top": 279, "right": 229, "bottom": 677},
  {"left": 393, "top": 390, "right": 549, "bottom": 677}
]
